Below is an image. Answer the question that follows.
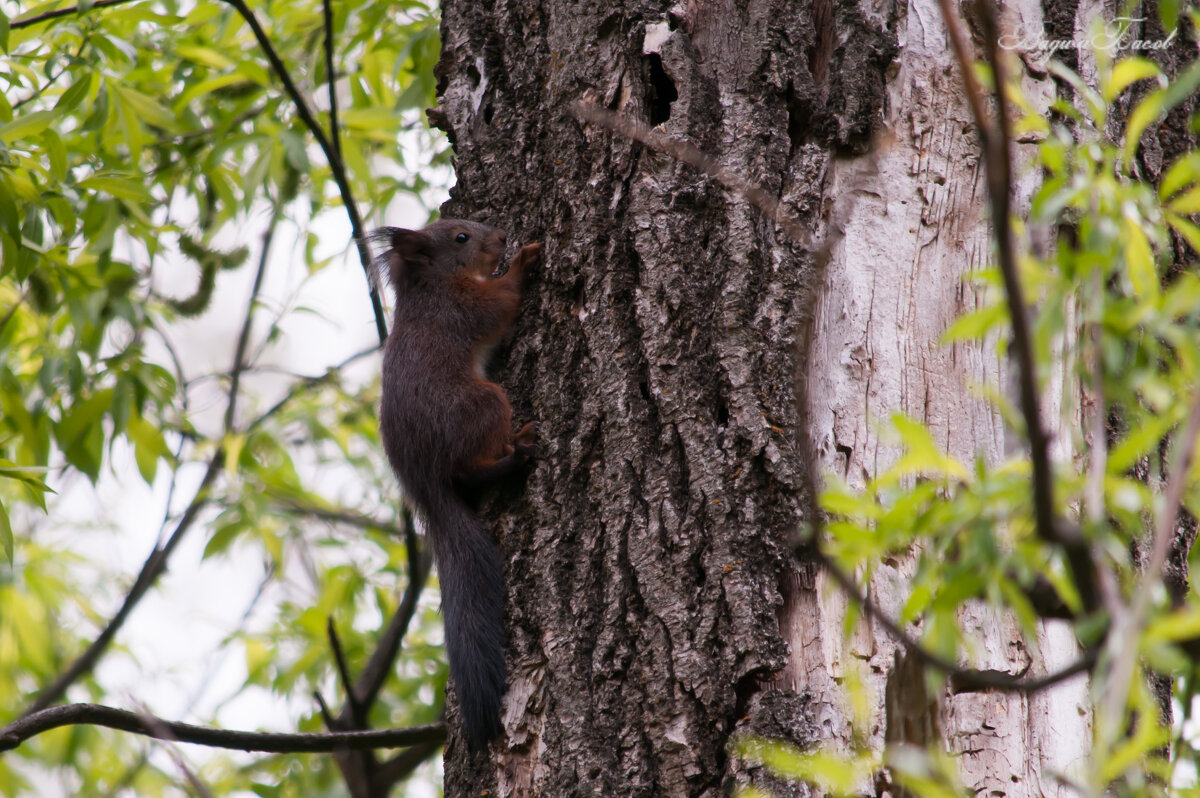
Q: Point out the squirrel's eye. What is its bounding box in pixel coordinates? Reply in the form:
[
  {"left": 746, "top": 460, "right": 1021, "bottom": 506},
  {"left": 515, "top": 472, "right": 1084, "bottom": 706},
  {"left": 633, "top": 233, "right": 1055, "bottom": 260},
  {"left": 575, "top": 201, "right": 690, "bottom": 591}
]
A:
[{"left": 455, "top": 232, "right": 470, "bottom": 243}]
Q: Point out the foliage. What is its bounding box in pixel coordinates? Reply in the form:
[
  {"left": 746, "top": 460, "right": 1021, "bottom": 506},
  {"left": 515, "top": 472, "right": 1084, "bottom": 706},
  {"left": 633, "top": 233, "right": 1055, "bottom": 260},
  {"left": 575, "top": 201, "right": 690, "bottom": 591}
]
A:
[
  {"left": 0, "top": 0, "right": 447, "bottom": 794},
  {"left": 737, "top": 11, "right": 1200, "bottom": 798}
]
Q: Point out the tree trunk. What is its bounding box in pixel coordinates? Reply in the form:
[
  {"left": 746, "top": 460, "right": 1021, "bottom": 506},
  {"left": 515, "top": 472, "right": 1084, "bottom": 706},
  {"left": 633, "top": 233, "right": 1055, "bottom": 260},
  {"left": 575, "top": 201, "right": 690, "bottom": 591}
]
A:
[{"left": 429, "top": 1, "right": 1091, "bottom": 795}]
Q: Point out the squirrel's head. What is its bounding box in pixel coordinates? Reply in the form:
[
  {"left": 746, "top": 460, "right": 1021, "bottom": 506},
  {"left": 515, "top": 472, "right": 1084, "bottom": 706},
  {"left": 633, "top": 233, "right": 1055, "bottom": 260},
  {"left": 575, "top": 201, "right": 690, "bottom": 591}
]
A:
[{"left": 374, "top": 219, "right": 507, "bottom": 288}]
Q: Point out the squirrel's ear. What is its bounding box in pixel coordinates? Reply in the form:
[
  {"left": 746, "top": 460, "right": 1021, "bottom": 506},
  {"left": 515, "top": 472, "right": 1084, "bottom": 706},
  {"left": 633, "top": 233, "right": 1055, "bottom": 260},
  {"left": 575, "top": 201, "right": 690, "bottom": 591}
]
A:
[
  {"left": 390, "top": 229, "right": 434, "bottom": 262},
  {"left": 371, "top": 227, "right": 433, "bottom": 285}
]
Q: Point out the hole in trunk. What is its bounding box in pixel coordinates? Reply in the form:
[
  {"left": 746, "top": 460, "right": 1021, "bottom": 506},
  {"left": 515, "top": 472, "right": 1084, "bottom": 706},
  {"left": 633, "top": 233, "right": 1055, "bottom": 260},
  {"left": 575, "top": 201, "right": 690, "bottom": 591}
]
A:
[{"left": 645, "top": 54, "right": 677, "bottom": 125}]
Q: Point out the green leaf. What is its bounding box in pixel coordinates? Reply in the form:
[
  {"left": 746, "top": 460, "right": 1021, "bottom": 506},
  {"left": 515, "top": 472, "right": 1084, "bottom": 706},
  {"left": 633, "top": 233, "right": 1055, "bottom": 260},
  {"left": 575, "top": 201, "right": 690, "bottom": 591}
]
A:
[
  {"left": 0, "top": 503, "right": 11, "bottom": 565},
  {"left": 203, "top": 515, "right": 249, "bottom": 559},
  {"left": 0, "top": 109, "right": 60, "bottom": 144},
  {"left": 1160, "top": 0, "right": 1181, "bottom": 30},
  {"left": 54, "top": 75, "right": 92, "bottom": 114},
  {"left": 0, "top": 9, "right": 9, "bottom": 55},
  {"left": 1158, "top": 153, "right": 1200, "bottom": 201},
  {"left": 1168, "top": 214, "right": 1200, "bottom": 257},
  {"left": 889, "top": 415, "right": 968, "bottom": 480},
  {"left": 1108, "top": 413, "right": 1173, "bottom": 474},
  {"left": 1167, "top": 185, "right": 1200, "bottom": 214},
  {"left": 1105, "top": 57, "right": 1164, "bottom": 103},
  {"left": 176, "top": 44, "right": 236, "bottom": 70},
  {"left": 54, "top": 388, "right": 114, "bottom": 482},
  {"left": 942, "top": 303, "right": 1006, "bottom": 343},
  {"left": 1123, "top": 56, "right": 1200, "bottom": 171},
  {"left": 174, "top": 74, "right": 246, "bottom": 109},
  {"left": 1122, "top": 214, "right": 1158, "bottom": 300},
  {"left": 78, "top": 174, "right": 155, "bottom": 203},
  {"left": 340, "top": 107, "right": 400, "bottom": 130},
  {"left": 42, "top": 128, "right": 67, "bottom": 181},
  {"left": 127, "top": 415, "right": 171, "bottom": 484}
]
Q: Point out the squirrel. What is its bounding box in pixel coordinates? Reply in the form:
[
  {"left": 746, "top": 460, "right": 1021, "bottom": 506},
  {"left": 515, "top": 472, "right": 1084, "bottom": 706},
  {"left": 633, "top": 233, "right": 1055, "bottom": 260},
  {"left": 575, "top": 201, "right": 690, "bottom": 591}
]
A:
[{"left": 375, "top": 218, "right": 540, "bottom": 748}]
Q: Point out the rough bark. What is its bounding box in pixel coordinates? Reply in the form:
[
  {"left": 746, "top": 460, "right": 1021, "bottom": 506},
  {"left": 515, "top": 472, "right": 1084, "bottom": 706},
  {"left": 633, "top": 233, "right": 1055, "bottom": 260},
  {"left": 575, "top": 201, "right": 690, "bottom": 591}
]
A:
[{"left": 426, "top": 0, "right": 1109, "bottom": 796}]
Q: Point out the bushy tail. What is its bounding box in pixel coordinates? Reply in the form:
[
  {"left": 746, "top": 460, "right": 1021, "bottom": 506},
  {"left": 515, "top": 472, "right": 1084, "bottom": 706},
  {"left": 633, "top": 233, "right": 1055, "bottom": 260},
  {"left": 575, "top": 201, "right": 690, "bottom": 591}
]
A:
[{"left": 425, "top": 492, "right": 506, "bottom": 748}]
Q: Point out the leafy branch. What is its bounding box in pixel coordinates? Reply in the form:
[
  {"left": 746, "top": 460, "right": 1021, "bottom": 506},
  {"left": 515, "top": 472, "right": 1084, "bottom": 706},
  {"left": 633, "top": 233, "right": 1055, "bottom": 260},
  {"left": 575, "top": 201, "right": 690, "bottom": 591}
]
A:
[
  {"left": 935, "top": 0, "right": 1101, "bottom": 614},
  {"left": 12, "top": 0, "right": 390, "bottom": 344}
]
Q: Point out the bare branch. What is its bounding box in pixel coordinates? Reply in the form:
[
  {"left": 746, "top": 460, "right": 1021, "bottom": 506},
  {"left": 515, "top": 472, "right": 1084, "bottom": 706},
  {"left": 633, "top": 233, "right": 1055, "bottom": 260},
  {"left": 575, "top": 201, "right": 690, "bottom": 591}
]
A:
[
  {"left": 0, "top": 703, "right": 445, "bottom": 753},
  {"left": 273, "top": 499, "right": 404, "bottom": 536}
]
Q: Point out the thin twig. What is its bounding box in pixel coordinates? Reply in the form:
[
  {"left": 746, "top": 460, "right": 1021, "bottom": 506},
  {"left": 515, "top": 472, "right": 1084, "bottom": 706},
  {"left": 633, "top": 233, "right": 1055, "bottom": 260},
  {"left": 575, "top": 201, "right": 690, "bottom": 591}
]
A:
[
  {"left": 220, "top": 0, "right": 387, "bottom": 344},
  {"left": 13, "top": 36, "right": 91, "bottom": 111},
  {"left": 570, "top": 101, "right": 813, "bottom": 248},
  {"left": 935, "top": 0, "right": 1100, "bottom": 612},
  {"left": 817, "top": 551, "right": 1096, "bottom": 693},
  {"left": 129, "top": 700, "right": 215, "bottom": 798},
  {"left": 11, "top": 0, "right": 137, "bottom": 28},
  {"left": 326, "top": 619, "right": 366, "bottom": 727},
  {"left": 1098, "top": 384, "right": 1200, "bottom": 744},
  {"left": 273, "top": 500, "right": 404, "bottom": 535},
  {"left": 322, "top": 0, "right": 343, "bottom": 168},
  {"left": 0, "top": 289, "right": 28, "bottom": 336},
  {"left": 313, "top": 690, "right": 337, "bottom": 728},
  {"left": 0, "top": 703, "right": 445, "bottom": 753},
  {"left": 225, "top": 209, "right": 277, "bottom": 433},
  {"left": 348, "top": 510, "right": 427, "bottom": 713},
  {"left": 21, "top": 454, "right": 224, "bottom": 717},
  {"left": 246, "top": 346, "right": 377, "bottom": 433}
]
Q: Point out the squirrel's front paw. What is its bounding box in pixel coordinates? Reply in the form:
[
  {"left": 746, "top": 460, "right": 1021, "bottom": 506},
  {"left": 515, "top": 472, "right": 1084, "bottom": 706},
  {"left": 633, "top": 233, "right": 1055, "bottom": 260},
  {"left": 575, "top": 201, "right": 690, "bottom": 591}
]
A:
[
  {"left": 514, "top": 422, "right": 538, "bottom": 459},
  {"left": 515, "top": 242, "right": 543, "bottom": 270}
]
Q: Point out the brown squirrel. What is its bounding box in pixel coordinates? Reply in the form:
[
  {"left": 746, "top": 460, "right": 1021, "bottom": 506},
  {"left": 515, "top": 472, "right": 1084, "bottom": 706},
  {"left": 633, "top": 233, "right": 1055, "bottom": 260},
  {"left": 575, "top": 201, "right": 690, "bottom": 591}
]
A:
[{"left": 375, "top": 218, "right": 540, "bottom": 748}]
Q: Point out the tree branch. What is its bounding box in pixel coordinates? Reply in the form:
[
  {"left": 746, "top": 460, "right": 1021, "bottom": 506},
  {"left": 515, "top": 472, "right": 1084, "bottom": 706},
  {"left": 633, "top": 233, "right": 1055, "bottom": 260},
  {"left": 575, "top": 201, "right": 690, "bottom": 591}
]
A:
[
  {"left": 814, "top": 550, "right": 1096, "bottom": 694},
  {"left": 12, "top": 36, "right": 90, "bottom": 111},
  {"left": 0, "top": 704, "right": 445, "bottom": 753},
  {"left": 322, "top": 0, "right": 343, "bottom": 169},
  {"left": 225, "top": 206, "right": 277, "bottom": 433},
  {"left": 246, "top": 346, "right": 377, "bottom": 434},
  {"left": 326, "top": 619, "right": 366, "bottom": 729},
  {"left": 21, "top": 454, "right": 224, "bottom": 717},
  {"left": 220, "top": 0, "right": 387, "bottom": 345},
  {"left": 347, "top": 510, "right": 427, "bottom": 713},
  {"left": 935, "top": 0, "right": 1101, "bottom": 613},
  {"left": 374, "top": 739, "right": 442, "bottom": 789},
  {"left": 570, "top": 101, "right": 813, "bottom": 248},
  {"left": 13, "top": 0, "right": 389, "bottom": 343},
  {"left": 11, "top": 0, "right": 137, "bottom": 29},
  {"left": 272, "top": 499, "right": 404, "bottom": 536},
  {"left": 1098, "top": 384, "right": 1200, "bottom": 742}
]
